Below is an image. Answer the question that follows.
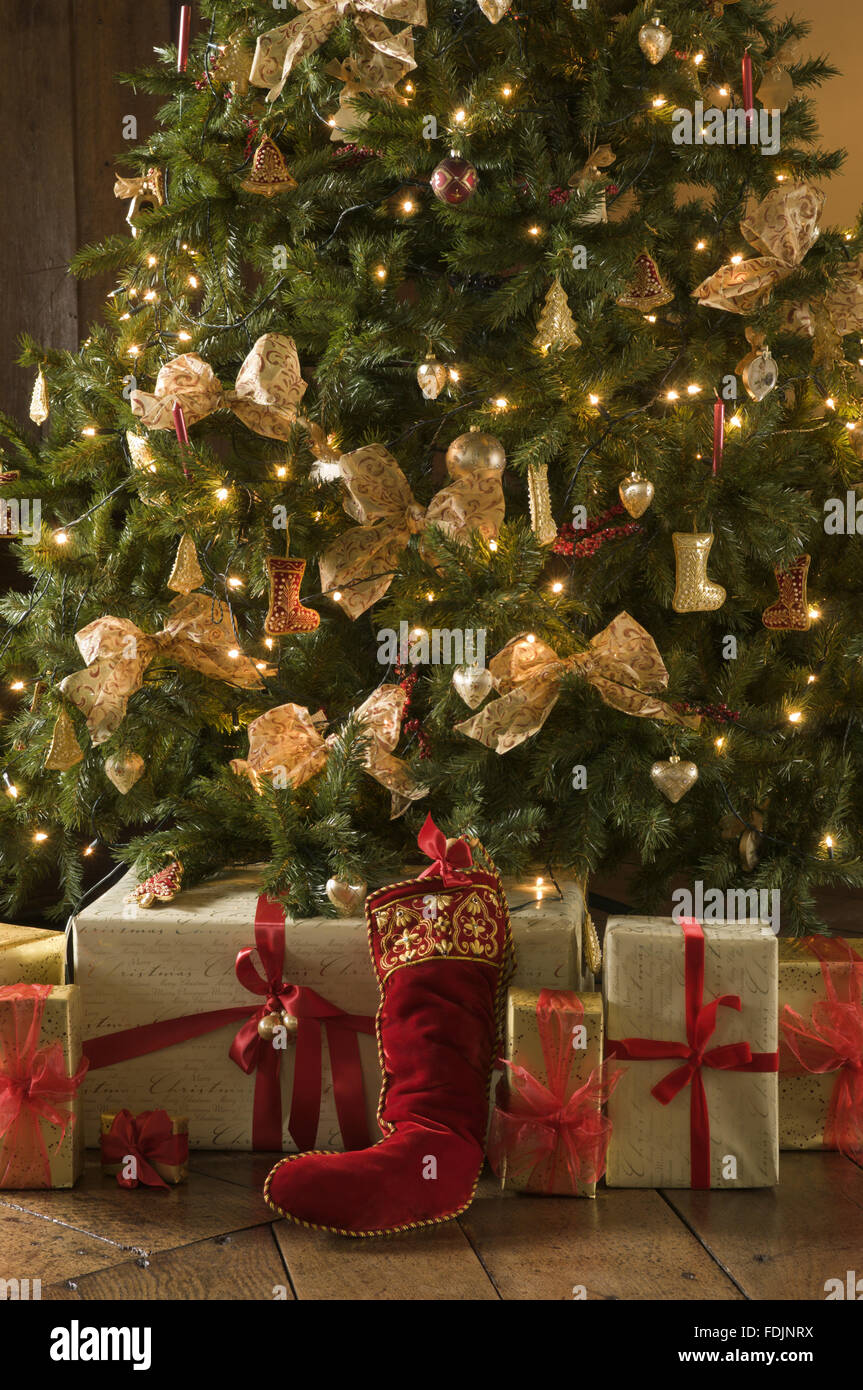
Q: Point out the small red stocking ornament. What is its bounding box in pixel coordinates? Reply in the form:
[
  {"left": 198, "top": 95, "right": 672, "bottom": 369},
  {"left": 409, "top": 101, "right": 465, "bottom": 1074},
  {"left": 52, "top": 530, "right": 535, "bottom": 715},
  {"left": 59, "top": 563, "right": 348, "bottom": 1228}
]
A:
[
  {"left": 762, "top": 554, "right": 811, "bottom": 631},
  {"left": 264, "top": 815, "right": 514, "bottom": 1236},
  {"left": 265, "top": 556, "right": 320, "bottom": 636}
]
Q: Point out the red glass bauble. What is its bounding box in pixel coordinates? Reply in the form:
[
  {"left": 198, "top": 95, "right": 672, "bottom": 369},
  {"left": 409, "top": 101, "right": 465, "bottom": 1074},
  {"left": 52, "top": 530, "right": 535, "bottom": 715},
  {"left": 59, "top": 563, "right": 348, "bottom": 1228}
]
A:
[{"left": 430, "top": 156, "right": 478, "bottom": 206}]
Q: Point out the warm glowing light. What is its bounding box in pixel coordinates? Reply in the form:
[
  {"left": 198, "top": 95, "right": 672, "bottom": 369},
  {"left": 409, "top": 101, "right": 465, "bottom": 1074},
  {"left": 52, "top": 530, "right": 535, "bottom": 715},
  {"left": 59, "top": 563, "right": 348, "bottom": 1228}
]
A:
[
  {"left": 775, "top": 173, "right": 786, "bottom": 183},
  {"left": 120, "top": 312, "right": 131, "bottom": 321},
  {"left": 264, "top": 638, "right": 275, "bottom": 650},
  {"left": 666, "top": 389, "right": 679, "bottom": 402},
  {"left": 143, "top": 289, "right": 157, "bottom": 302},
  {"left": 715, "top": 736, "right": 725, "bottom": 751},
  {"left": 255, "top": 661, "right": 266, "bottom": 671},
  {"left": 227, "top": 576, "right": 243, "bottom": 589},
  {"left": 33, "top": 831, "right": 48, "bottom": 843},
  {"left": 808, "top": 606, "right": 821, "bottom": 620},
  {"left": 81, "top": 426, "right": 97, "bottom": 437},
  {"left": 453, "top": 108, "right": 466, "bottom": 124},
  {"left": 401, "top": 198, "right": 414, "bottom": 213},
  {"left": 501, "top": 84, "right": 512, "bottom": 97},
  {"left": 449, "top": 368, "right": 460, "bottom": 382},
  {"left": 729, "top": 414, "right": 743, "bottom": 428},
  {"left": 588, "top": 393, "right": 600, "bottom": 406},
  {"left": 846, "top": 232, "right": 853, "bottom": 242},
  {"left": 825, "top": 397, "right": 836, "bottom": 410},
  {"left": 327, "top": 117, "right": 336, "bottom": 128},
  {"left": 54, "top": 531, "right": 69, "bottom": 545},
  {"left": 646, "top": 314, "right": 657, "bottom": 323},
  {"left": 535, "top": 877, "right": 544, "bottom": 886},
  {"left": 215, "top": 487, "right": 229, "bottom": 501},
  {"left": 276, "top": 465, "right": 288, "bottom": 479},
  {"left": 687, "top": 383, "right": 702, "bottom": 395},
  {"left": 375, "top": 265, "right": 387, "bottom": 280},
  {"left": 83, "top": 841, "right": 97, "bottom": 857},
  {"left": 807, "top": 673, "right": 817, "bottom": 684},
  {"left": 526, "top": 634, "right": 537, "bottom": 644},
  {"left": 488, "top": 539, "right": 498, "bottom": 552},
  {"left": 332, "top": 590, "right": 343, "bottom": 601},
  {"left": 227, "top": 648, "right": 240, "bottom": 660},
  {"left": 718, "top": 86, "right": 729, "bottom": 97},
  {"left": 10, "top": 680, "right": 24, "bottom": 692},
  {"left": 188, "top": 274, "right": 199, "bottom": 288},
  {"left": 695, "top": 240, "right": 707, "bottom": 250},
  {"left": 404, "top": 82, "right": 414, "bottom": 95},
  {"left": 146, "top": 255, "right": 157, "bottom": 267},
  {"left": 694, "top": 52, "right": 705, "bottom": 66},
  {"left": 788, "top": 710, "right": 803, "bottom": 724},
  {"left": 528, "top": 225, "right": 542, "bottom": 236},
  {"left": 178, "top": 331, "right": 192, "bottom": 342},
  {"left": 6, "top": 784, "right": 18, "bottom": 799},
  {"left": 730, "top": 253, "right": 743, "bottom": 265},
  {"left": 652, "top": 96, "right": 666, "bottom": 108},
  {"left": 494, "top": 396, "right": 509, "bottom": 409},
  {"left": 127, "top": 345, "right": 140, "bottom": 357},
  {"left": 551, "top": 581, "right": 563, "bottom": 594},
  {"left": 846, "top": 422, "right": 858, "bottom": 432},
  {"left": 426, "top": 590, "right": 435, "bottom": 602}
]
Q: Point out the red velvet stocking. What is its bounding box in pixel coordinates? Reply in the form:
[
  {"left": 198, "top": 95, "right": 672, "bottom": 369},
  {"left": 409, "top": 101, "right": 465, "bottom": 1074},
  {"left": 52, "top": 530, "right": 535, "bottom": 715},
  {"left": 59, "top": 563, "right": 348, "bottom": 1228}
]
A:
[{"left": 264, "top": 820, "right": 514, "bottom": 1236}]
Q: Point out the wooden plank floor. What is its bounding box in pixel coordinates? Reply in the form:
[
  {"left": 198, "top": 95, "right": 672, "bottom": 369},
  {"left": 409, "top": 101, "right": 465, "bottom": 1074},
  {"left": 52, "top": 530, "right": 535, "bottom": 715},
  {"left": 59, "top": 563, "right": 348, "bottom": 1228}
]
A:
[{"left": 0, "top": 1151, "right": 857, "bottom": 1301}]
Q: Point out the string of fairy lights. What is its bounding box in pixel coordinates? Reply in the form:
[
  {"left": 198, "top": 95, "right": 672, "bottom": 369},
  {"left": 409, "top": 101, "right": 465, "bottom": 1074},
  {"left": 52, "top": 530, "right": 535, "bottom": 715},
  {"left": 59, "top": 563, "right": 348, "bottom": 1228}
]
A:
[{"left": 2, "top": 7, "right": 861, "bottom": 876}]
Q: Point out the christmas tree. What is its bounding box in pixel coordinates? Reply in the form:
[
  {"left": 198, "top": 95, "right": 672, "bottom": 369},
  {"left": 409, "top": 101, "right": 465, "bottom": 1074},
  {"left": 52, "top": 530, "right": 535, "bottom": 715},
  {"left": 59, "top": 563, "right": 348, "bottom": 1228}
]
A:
[{"left": 1, "top": 0, "right": 860, "bottom": 932}]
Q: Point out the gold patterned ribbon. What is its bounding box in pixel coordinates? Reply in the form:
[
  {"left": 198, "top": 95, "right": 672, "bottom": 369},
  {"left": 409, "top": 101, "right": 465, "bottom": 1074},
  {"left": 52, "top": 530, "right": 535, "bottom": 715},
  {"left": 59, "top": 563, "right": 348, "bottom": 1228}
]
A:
[
  {"left": 250, "top": 0, "right": 426, "bottom": 103},
  {"left": 692, "top": 182, "right": 824, "bottom": 315},
  {"left": 60, "top": 595, "right": 271, "bottom": 746},
  {"left": 324, "top": 52, "right": 406, "bottom": 140},
  {"left": 130, "top": 334, "right": 307, "bottom": 441},
  {"left": 319, "top": 444, "right": 505, "bottom": 619},
  {"left": 113, "top": 168, "right": 164, "bottom": 235},
  {"left": 230, "top": 685, "right": 427, "bottom": 818},
  {"left": 455, "top": 612, "right": 699, "bottom": 753}
]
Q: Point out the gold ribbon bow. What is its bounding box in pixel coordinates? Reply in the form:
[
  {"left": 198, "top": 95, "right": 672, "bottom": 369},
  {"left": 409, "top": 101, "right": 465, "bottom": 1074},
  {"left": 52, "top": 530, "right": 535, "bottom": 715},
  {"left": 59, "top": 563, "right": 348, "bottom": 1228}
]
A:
[
  {"left": 230, "top": 685, "right": 427, "bottom": 818},
  {"left": 250, "top": 0, "right": 425, "bottom": 104},
  {"left": 324, "top": 52, "right": 406, "bottom": 141},
  {"left": 60, "top": 595, "right": 271, "bottom": 746},
  {"left": 113, "top": 168, "right": 165, "bottom": 236},
  {"left": 319, "top": 444, "right": 505, "bottom": 619},
  {"left": 130, "top": 334, "right": 307, "bottom": 441},
  {"left": 455, "top": 612, "right": 699, "bottom": 754},
  {"left": 692, "top": 181, "right": 824, "bottom": 315}
]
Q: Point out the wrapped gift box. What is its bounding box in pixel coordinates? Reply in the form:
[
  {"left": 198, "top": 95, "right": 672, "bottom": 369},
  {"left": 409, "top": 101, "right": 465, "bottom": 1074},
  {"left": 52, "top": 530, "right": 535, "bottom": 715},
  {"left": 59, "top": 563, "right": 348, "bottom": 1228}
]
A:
[
  {"left": 489, "top": 987, "right": 610, "bottom": 1197},
  {"left": 0, "top": 924, "right": 67, "bottom": 985},
  {"left": 0, "top": 984, "right": 86, "bottom": 1189},
  {"left": 604, "top": 917, "right": 779, "bottom": 1188},
  {"left": 73, "top": 866, "right": 587, "bottom": 1152},
  {"left": 101, "top": 1110, "right": 189, "bottom": 1186},
  {"left": 779, "top": 936, "right": 863, "bottom": 1151}
]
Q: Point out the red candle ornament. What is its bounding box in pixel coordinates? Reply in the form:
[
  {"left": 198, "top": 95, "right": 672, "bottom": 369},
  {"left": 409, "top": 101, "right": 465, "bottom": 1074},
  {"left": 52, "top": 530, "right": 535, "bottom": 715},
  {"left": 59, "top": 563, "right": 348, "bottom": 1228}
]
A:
[
  {"left": 177, "top": 5, "right": 192, "bottom": 74},
  {"left": 713, "top": 399, "right": 725, "bottom": 476},
  {"left": 742, "top": 49, "right": 754, "bottom": 127}
]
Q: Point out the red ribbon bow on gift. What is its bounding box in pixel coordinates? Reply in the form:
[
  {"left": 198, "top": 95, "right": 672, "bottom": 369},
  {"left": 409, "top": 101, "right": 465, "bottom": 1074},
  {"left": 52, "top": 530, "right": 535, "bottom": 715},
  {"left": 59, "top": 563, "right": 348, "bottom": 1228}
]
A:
[
  {"left": 0, "top": 984, "right": 88, "bottom": 1188},
  {"left": 417, "top": 812, "right": 473, "bottom": 885},
  {"left": 84, "top": 896, "right": 375, "bottom": 1153},
  {"left": 487, "top": 990, "right": 623, "bottom": 1194},
  {"left": 780, "top": 936, "right": 863, "bottom": 1159},
  {"left": 100, "top": 1108, "right": 189, "bottom": 1190},
  {"left": 606, "top": 919, "right": 778, "bottom": 1188}
]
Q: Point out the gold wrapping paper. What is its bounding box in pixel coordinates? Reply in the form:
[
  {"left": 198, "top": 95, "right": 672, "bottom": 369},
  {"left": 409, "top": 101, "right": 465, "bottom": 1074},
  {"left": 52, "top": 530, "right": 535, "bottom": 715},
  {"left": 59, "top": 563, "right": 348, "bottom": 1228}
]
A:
[
  {"left": 229, "top": 686, "right": 427, "bottom": 819},
  {"left": 74, "top": 867, "right": 586, "bottom": 1151},
  {"left": 778, "top": 938, "right": 861, "bottom": 1150},
  {"left": 604, "top": 918, "right": 779, "bottom": 1188},
  {"left": 250, "top": 0, "right": 425, "bottom": 104},
  {"left": 130, "top": 334, "right": 307, "bottom": 441},
  {"left": 319, "top": 444, "right": 505, "bottom": 619},
  {"left": 0, "top": 925, "right": 67, "bottom": 985},
  {"left": 60, "top": 594, "right": 271, "bottom": 746},
  {"left": 455, "top": 612, "right": 699, "bottom": 754},
  {"left": 501, "top": 987, "right": 604, "bottom": 1196},
  {"left": 0, "top": 985, "right": 85, "bottom": 1189},
  {"left": 100, "top": 1111, "right": 189, "bottom": 1185}
]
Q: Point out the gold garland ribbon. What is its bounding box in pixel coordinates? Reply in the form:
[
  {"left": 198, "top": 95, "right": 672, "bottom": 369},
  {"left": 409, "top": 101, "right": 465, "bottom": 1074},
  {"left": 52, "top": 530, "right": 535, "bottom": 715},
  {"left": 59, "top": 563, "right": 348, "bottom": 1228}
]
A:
[{"left": 455, "top": 612, "right": 700, "bottom": 754}]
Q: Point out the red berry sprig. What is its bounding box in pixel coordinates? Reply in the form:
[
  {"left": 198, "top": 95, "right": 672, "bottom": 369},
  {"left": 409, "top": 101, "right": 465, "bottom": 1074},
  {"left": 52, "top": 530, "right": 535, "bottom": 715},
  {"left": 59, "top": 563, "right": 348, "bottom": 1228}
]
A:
[
  {"left": 395, "top": 665, "right": 432, "bottom": 759},
  {"left": 553, "top": 503, "right": 642, "bottom": 557},
  {"left": 673, "top": 700, "right": 741, "bottom": 723}
]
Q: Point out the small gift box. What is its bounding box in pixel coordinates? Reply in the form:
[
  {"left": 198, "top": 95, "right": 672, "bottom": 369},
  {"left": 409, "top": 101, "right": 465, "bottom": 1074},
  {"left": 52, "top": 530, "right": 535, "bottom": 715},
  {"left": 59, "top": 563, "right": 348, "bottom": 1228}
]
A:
[
  {"left": 779, "top": 936, "right": 863, "bottom": 1154},
  {"left": 100, "top": 1109, "right": 190, "bottom": 1187},
  {"left": 0, "top": 983, "right": 86, "bottom": 1189},
  {"left": 604, "top": 917, "right": 779, "bottom": 1188},
  {"left": 0, "top": 924, "right": 67, "bottom": 985},
  {"left": 487, "top": 988, "right": 620, "bottom": 1197}
]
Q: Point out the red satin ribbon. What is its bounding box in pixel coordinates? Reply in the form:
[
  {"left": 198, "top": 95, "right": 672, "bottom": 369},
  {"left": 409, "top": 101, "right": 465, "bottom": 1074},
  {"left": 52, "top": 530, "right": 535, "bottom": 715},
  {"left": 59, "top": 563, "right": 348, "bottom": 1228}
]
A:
[
  {"left": 606, "top": 919, "right": 778, "bottom": 1188},
  {"left": 100, "top": 1108, "right": 189, "bottom": 1190},
  {"left": 487, "top": 989, "right": 623, "bottom": 1194},
  {"left": 780, "top": 936, "right": 863, "bottom": 1157},
  {"left": 84, "top": 895, "right": 375, "bottom": 1153},
  {"left": 416, "top": 813, "right": 473, "bottom": 886},
  {"left": 713, "top": 399, "right": 725, "bottom": 476},
  {"left": 0, "top": 984, "right": 88, "bottom": 1187}
]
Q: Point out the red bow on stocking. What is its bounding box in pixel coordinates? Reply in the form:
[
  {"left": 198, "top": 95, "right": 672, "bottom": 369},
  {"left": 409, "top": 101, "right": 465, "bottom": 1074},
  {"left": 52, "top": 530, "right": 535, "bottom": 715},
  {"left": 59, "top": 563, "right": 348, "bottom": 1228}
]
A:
[{"left": 417, "top": 813, "right": 473, "bottom": 885}]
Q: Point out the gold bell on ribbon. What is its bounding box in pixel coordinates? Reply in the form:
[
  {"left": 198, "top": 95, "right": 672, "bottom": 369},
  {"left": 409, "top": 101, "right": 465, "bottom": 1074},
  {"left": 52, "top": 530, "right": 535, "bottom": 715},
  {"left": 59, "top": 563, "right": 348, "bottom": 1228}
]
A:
[
  {"left": 279, "top": 1011, "right": 299, "bottom": 1043},
  {"left": 616, "top": 252, "right": 674, "bottom": 313},
  {"left": 44, "top": 708, "right": 84, "bottom": 771},
  {"left": 241, "top": 137, "right": 298, "bottom": 196}
]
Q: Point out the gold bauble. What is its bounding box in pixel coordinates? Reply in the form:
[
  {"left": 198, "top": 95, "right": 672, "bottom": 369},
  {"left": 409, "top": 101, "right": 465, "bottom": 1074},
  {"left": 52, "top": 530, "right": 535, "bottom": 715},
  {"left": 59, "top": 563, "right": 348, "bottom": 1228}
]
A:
[
  {"left": 651, "top": 756, "right": 699, "bottom": 803},
  {"left": 618, "top": 473, "right": 654, "bottom": 518},
  {"left": 257, "top": 1012, "right": 283, "bottom": 1040},
  {"left": 417, "top": 357, "right": 448, "bottom": 400},
  {"left": 638, "top": 16, "right": 672, "bottom": 65},
  {"left": 445, "top": 428, "right": 506, "bottom": 477}
]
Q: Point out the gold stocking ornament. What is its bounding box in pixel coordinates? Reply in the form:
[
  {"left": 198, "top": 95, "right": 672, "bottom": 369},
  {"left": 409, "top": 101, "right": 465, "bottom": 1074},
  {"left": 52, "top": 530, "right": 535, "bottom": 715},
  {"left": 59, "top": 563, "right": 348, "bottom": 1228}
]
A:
[
  {"left": 762, "top": 554, "right": 811, "bottom": 631},
  {"left": 672, "top": 532, "right": 726, "bottom": 613}
]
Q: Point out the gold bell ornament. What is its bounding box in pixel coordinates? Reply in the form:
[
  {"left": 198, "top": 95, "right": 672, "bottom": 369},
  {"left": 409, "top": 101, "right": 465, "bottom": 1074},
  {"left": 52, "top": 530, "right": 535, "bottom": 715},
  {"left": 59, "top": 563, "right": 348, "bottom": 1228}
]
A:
[
  {"left": 241, "top": 137, "right": 298, "bottom": 196},
  {"left": 616, "top": 252, "right": 674, "bottom": 312},
  {"left": 671, "top": 532, "right": 726, "bottom": 612}
]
